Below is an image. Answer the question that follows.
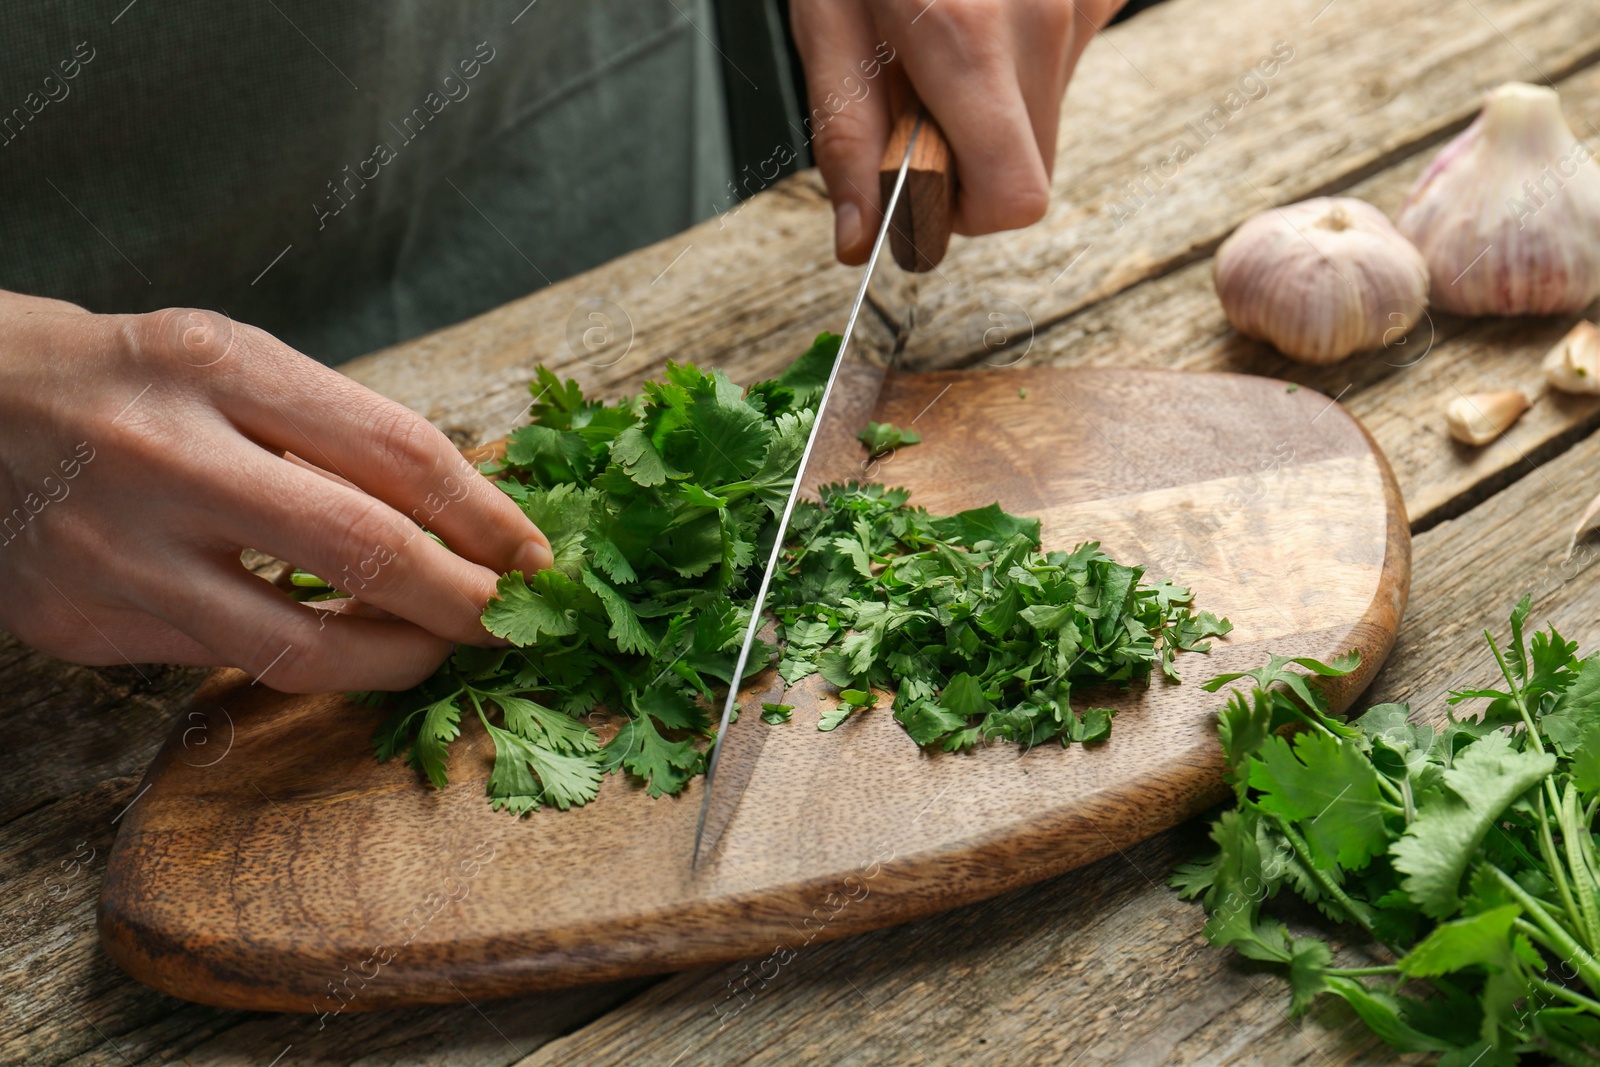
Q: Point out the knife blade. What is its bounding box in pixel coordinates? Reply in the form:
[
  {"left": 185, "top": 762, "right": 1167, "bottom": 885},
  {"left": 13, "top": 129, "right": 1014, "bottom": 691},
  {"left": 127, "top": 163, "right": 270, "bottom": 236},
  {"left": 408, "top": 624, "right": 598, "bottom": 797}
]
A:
[{"left": 692, "top": 105, "right": 953, "bottom": 868}]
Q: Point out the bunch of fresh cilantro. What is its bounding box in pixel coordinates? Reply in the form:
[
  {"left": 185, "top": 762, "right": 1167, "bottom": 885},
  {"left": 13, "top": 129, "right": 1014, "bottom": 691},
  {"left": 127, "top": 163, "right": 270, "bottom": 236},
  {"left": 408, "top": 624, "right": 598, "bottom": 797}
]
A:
[
  {"left": 1173, "top": 597, "right": 1600, "bottom": 1065},
  {"left": 359, "top": 334, "right": 1227, "bottom": 814}
]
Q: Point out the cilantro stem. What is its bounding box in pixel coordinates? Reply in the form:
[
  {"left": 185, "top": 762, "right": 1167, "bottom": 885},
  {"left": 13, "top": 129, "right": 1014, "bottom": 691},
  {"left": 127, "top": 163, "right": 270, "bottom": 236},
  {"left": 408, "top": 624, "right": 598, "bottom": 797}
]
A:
[
  {"left": 1328, "top": 965, "right": 1401, "bottom": 977},
  {"left": 1486, "top": 631, "right": 1545, "bottom": 755},
  {"left": 1541, "top": 1038, "right": 1600, "bottom": 1067},
  {"left": 1278, "top": 701, "right": 1344, "bottom": 747},
  {"left": 1498, "top": 868, "right": 1600, "bottom": 994},
  {"left": 1559, "top": 782, "right": 1600, "bottom": 953},
  {"left": 464, "top": 687, "right": 490, "bottom": 729},
  {"left": 1581, "top": 814, "right": 1600, "bottom": 899},
  {"left": 1373, "top": 775, "right": 1407, "bottom": 811},
  {"left": 1483, "top": 634, "right": 1595, "bottom": 956},
  {"left": 1536, "top": 788, "right": 1588, "bottom": 951},
  {"left": 1275, "top": 817, "right": 1384, "bottom": 944},
  {"left": 1528, "top": 973, "right": 1600, "bottom": 1015}
]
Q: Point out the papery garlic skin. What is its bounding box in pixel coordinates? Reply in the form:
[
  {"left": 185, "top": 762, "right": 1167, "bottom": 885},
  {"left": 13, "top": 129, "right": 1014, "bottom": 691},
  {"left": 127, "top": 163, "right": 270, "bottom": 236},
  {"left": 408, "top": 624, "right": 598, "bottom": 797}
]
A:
[
  {"left": 1445, "top": 390, "right": 1530, "bottom": 445},
  {"left": 1397, "top": 82, "right": 1600, "bottom": 316},
  {"left": 1213, "top": 197, "right": 1430, "bottom": 364},
  {"left": 1542, "top": 320, "right": 1600, "bottom": 394}
]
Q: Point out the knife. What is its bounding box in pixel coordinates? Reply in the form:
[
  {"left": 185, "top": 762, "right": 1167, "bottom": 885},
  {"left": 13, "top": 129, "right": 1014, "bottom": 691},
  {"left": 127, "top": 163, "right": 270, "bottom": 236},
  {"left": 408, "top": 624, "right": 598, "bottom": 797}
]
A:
[{"left": 692, "top": 101, "right": 955, "bottom": 868}]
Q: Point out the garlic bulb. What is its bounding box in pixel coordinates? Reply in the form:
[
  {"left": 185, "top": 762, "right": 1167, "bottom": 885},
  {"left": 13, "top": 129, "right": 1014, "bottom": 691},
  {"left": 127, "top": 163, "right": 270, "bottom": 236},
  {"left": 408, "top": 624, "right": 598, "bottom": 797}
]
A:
[
  {"left": 1213, "top": 197, "right": 1430, "bottom": 364},
  {"left": 1397, "top": 82, "right": 1600, "bottom": 316},
  {"left": 1445, "top": 390, "right": 1529, "bottom": 445},
  {"left": 1542, "top": 320, "right": 1600, "bottom": 394}
]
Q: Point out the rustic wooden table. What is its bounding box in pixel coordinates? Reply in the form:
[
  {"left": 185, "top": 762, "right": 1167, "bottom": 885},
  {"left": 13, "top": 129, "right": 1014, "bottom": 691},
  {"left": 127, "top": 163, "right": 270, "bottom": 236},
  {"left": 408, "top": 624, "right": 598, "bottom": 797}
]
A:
[{"left": 6, "top": 0, "right": 1600, "bottom": 1062}]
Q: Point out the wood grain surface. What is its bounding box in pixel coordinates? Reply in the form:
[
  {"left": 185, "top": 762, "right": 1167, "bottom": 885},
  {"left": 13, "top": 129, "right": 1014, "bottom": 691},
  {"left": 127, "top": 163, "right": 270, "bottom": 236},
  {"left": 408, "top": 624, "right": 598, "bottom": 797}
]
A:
[
  {"left": 96, "top": 366, "right": 1408, "bottom": 1013},
  {"left": 10, "top": 0, "right": 1600, "bottom": 1061}
]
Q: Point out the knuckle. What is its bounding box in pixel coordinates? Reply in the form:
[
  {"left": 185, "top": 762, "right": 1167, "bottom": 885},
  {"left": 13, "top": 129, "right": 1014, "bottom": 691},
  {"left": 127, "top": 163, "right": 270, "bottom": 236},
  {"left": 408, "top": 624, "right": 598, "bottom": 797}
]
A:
[
  {"left": 929, "top": 0, "right": 1004, "bottom": 36},
  {"left": 325, "top": 499, "right": 403, "bottom": 592},
  {"left": 367, "top": 402, "right": 448, "bottom": 484},
  {"left": 123, "top": 308, "right": 236, "bottom": 369},
  {"left": 811, "top": 112, "right": 878, "bottom": 168}
]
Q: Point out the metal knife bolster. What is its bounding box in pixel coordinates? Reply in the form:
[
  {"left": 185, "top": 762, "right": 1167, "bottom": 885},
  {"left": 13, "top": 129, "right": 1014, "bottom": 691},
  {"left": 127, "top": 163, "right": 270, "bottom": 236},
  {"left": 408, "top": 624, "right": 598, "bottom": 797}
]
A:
[{"left": 690, "top": 115, "right": 929, "bottom": 868}]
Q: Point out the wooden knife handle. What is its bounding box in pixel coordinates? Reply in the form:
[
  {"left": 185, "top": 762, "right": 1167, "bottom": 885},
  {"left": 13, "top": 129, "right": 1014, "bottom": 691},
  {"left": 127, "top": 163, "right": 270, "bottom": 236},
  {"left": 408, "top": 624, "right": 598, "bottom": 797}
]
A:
[{"left": 877, "top": 100, "right": 955, "bottom": 273}]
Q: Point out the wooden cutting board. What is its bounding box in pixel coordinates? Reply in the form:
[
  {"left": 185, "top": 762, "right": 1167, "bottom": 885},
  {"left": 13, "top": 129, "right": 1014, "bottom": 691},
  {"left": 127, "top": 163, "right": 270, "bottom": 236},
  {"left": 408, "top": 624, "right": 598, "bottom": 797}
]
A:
[{"left": 98, "top": 366, "right": 1409, "bottom": 1013}]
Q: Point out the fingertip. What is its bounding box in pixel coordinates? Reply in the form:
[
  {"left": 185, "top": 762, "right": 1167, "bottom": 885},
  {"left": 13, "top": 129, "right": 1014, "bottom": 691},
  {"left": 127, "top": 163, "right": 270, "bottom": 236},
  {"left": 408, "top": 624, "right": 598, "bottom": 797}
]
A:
[
  {"left": 835, "top": 201, "right": 868, "bottom": 265},
  {"left": 512, "top": 536, "right": 554, "bottom": 576},
  {"left": 954, "top": 170, "right": 1051, "bottom": 236}
]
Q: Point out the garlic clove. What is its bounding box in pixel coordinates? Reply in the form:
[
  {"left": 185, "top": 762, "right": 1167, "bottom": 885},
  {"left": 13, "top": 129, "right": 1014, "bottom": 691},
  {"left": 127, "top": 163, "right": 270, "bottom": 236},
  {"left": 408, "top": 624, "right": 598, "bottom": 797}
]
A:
[
  {"left": 1445, "top": 390, "right": 1530, "bottom": 445},
  {"left": 1542, "top": 320, "right": 1600, "bottom": 394},
  {"left": 1397, "top": 82, "right": 1600, "bottom": 317},
  {"left": 1213, "top": 197, "right": 1430, "bottom": 364}
]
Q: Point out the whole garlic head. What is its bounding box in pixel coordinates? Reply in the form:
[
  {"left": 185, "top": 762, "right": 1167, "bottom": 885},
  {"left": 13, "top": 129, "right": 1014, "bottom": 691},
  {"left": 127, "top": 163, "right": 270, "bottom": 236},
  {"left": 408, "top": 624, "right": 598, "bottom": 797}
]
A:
[
  {"left": 1397, "top": 82, "right": 1600, "bottom": 316},
  {"left": 1213, "top": 197, "right": 1430, "bottom": 364}
]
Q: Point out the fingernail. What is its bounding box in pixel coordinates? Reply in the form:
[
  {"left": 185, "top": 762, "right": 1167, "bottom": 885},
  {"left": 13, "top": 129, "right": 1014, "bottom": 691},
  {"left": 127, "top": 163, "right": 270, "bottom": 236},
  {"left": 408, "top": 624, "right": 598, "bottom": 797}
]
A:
[
  {"left": 836, "top": 202, "right": 862, "bottom": 258},
  {"left": 512, "top": 538, "right": 554, "bottom": 576}
]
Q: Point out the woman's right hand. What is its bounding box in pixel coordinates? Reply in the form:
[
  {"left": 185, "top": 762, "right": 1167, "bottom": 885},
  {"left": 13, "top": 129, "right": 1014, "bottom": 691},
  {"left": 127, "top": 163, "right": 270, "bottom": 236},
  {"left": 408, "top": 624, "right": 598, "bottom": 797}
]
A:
[{"left": 0, "top": 289, "right": 553, "bottom": 693}]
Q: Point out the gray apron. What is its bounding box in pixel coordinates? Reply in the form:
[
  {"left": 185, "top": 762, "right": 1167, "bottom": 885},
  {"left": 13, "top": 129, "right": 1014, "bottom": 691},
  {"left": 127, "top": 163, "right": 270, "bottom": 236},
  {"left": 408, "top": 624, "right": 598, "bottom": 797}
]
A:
[{"left": 0, "top": 0, "right": 733, "bottom": 363}]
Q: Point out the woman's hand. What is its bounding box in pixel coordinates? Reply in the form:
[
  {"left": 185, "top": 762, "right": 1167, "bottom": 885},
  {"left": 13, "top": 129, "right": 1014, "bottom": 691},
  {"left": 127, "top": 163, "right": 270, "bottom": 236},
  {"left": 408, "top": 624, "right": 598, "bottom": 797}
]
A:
[
  {"left": 0, "top": 290, "right": 552, "bottom": 693},
  {"left": 791, "top": 0, "right": 1127, "bottom": 263}
]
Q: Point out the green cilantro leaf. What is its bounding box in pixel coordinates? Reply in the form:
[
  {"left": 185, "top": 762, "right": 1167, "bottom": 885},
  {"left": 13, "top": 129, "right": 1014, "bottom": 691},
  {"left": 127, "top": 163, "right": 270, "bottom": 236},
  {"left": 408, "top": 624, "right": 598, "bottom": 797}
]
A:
[
  {"left": 1391, "top": 732, "right": 1555, "bottom": 918},
  {"left": 603, "top": 712, "right": 702, "bottom": 798},
  {"left": 857, "top": 421, "right": 921, "bottom": 456},
  {"left": 482, "top": 571, "right": 578, "bottom": 644},
  {"left": 413, "top": 695, "right": 462, "bottom": 789},
  {"left": 1248, "top": 730, "right": 1391, "bottom": 871},
  {"left": 484, "top": 723, "right": 603, "bottom": 812}
]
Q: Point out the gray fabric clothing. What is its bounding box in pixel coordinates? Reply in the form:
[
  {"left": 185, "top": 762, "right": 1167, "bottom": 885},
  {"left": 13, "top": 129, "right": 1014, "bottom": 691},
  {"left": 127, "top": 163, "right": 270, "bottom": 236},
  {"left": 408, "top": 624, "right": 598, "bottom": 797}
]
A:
[{"left": 0, "top": 1, "right": 733, "bottom": 363}]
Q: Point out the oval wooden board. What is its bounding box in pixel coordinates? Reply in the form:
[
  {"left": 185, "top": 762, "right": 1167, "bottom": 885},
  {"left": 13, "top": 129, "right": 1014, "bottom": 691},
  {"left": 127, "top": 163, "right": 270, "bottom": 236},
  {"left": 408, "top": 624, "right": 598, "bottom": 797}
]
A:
[{"left": 98, "top": 366, "right": 1409, "bottom": 1013}]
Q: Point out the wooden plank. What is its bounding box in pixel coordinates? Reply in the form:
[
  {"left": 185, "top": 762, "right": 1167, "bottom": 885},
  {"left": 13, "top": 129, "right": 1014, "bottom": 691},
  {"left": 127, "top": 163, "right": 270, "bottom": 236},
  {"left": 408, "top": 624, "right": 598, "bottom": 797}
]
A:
[
  {"left": 972, "top": 61, "right": 1600, "bottom": 532},
  {"left": 0, "top": 776, "right": 650, "bottom": 1067},
  {"left": 340, "top": 0, "right": 1600, "bottom": 448},
  {"left": 491, "top": 361, "right": 1600, "bottom": 1067},
  {"left": 0, "top": 636, "right": 206, "bottom": 825},
  {"left": 503, "top": 834, "right": 1419, "bottom": 1067}
]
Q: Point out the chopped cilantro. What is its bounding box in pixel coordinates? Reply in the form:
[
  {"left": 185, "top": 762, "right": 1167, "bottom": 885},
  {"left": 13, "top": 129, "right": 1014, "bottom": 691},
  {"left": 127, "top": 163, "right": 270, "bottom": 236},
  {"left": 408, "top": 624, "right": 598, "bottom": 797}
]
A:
[
  {"left": 857, "top": 421, "right": 921, "bottom": 457},
  {"left": 775, "top": 484, "right": 1230, "bottom": 749}
]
